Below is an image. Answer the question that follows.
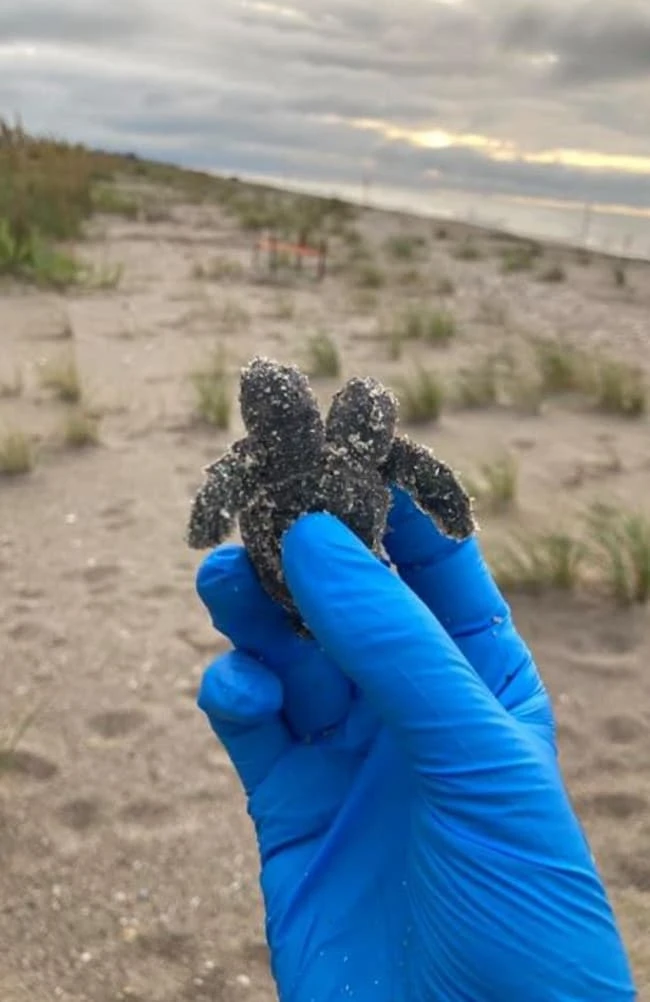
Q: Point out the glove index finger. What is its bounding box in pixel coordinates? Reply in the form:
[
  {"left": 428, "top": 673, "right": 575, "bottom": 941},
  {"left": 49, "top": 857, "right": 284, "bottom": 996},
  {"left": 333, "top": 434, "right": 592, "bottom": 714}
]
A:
[
  {"left": 196, "top": 544, "right": 353, "bottom": 741},
  {"left": 386, "top": 487, "right": 545, "bottom": 712},
  {"left": 281, "top": 513, "right": 520, "bottom": 780},
  {"left": 386, "top": 486, "right": 505, "bottom": 631}
]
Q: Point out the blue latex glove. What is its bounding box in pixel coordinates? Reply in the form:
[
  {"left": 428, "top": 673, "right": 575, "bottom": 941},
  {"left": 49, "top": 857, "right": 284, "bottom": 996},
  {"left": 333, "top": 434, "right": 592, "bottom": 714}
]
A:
[{"left": 195, "top": 488, "right": 637, "bottom": 1002}]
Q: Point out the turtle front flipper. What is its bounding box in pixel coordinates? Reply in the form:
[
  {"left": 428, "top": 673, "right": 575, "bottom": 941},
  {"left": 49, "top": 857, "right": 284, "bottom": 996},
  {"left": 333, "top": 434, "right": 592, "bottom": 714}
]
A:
[
  {"left": 381, "top": 434, "right": 476, "bottom": 540},
  {"left": 186, "top": 446, "right": 248, "bottom": 549}
]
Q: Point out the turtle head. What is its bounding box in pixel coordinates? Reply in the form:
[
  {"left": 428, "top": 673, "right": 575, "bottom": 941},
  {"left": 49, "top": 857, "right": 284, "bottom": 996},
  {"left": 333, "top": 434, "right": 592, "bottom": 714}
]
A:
[
  {"left": 325, "top": 376, "right": 398, "bottom": 465},
  {"left": 240, "top": 356, "right": 324, "bottom": 450}
]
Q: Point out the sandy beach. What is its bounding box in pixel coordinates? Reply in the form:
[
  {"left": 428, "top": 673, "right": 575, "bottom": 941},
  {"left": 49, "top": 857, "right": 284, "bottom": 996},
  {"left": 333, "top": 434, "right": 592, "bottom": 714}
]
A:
[{"left": 1, "top": 169, "right": 649, "bottom": 1001}]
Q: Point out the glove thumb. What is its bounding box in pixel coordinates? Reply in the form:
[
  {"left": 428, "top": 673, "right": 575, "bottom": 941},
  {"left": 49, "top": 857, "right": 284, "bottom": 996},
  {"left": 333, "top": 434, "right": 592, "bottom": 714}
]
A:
[{"left": 198, "top": 650, "right": 292, "bottom": 796}]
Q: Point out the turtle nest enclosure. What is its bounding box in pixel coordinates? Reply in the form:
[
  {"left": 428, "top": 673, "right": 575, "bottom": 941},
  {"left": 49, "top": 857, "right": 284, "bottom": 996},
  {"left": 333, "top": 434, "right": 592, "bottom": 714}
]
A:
[{"left": 187, "top": 355, "right": 475, "bottom": 629}]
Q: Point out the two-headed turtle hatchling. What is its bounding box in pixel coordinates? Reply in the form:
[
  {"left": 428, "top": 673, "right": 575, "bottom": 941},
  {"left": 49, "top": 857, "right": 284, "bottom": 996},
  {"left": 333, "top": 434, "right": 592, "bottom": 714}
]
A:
[{"left": 187, "top": 355, "right": 475, "bottom": 631}]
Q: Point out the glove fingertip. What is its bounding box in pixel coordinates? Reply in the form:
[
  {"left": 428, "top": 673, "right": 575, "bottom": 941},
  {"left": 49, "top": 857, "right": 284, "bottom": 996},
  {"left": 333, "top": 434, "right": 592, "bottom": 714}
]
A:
[
  {"left": 198, "top": 651, "right": 284, "bottom": 725},
  {"left": 195, "top": 544, "right": 248, "bottom": 608},
  {"left": 282, "top": 511, "right": 376, "bottom": 576},
  {"left": 386, "top": 485, "right": 474, "bottom": 565}
]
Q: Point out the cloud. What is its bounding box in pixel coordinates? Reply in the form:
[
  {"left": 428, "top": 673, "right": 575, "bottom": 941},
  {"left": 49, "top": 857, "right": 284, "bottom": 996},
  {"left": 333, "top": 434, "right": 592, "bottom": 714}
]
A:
[
  {"left": 2, "top": 0, "right": 650, "bottom": 210},
  {"left": 499, "top": 1, "right": 650, "bottom": 86},
  {"left": 0, "top": 0, "right": 152, "bottom": 47}
]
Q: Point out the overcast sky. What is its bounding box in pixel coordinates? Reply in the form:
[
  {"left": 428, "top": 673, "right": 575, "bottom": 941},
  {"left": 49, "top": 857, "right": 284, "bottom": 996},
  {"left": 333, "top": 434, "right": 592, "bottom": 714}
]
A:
[{"left": 2, "top": 0, "right": 650, "bottom": 209}]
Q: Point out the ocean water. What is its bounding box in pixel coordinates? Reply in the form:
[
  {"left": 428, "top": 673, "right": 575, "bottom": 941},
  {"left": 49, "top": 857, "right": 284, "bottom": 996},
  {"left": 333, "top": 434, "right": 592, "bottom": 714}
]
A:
[{"left": 241, "top": 172, "right": 650, "bottom": 262}]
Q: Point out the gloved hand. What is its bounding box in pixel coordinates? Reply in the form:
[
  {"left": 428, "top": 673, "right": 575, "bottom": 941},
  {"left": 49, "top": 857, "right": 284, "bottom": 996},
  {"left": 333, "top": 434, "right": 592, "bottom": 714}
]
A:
[{"left": 195, "top": 487, "right": 636, "bottom": 1002}]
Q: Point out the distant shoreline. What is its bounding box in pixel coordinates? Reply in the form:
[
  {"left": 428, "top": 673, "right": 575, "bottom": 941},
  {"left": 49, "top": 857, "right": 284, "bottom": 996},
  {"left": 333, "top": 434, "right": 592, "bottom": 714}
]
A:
[{"left": 228, "top": 170, "right": 650, "bottom": 265}]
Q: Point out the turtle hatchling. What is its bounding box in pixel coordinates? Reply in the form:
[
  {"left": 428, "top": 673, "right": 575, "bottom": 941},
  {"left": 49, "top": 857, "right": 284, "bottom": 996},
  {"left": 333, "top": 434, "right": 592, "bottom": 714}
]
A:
[{"left": 187, "top": 355, "right": 475, "bottom": 630}]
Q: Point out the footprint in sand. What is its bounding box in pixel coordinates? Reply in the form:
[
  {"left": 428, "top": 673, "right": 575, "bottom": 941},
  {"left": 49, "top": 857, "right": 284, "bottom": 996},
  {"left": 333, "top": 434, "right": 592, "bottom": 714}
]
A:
[
  {"left": 9, "top": 600, "right": 42, "bottom": 617},
  {"left": 137, "top": 925, "right": 196, "bottom": 963},
  {"left": 62, "top": 561, "right": 123, "bottom": 593},
  {"left": 0, "top": 749, "right": 58, "bottom": 781},
  {"left": 176, "top": 627, "right": 226, "bottom": 655},
  {"left": 592, "top": 626, "right": 641, "bottom": 656},
  {"left": 180, "top": 965, "right": 228, "bottom": 1001},
  {"left": 178, "top": 680, "right": 200, "bottom": 702},
  {"left": 99, "top": 498, "right": 137, "bottom": 531},
  {"left": 82, "top": 562, "right": 123, "bottom": 589},
  {"left": 574, "top": 790, "right": 647, "bottom": 821},
  {"left": 13, "top": 585, "right": 45, "bottom": 601},
  {"left": 240, "top": 940, "right": 271, "bottom": 970},
  {"left": 563, "top": 650, "right": 638, "bottom": 680},
  {"left": 87, "top": 708, "right": 148, "bottom": 740},
  {"left": 57, "top": 796, "right": 103, "bottom": 832},
  {"left": 554, "top": 719, "right": 585, "bottom": 749},
  {"left": 600, "top": 714, "right": 647, "bottom": 745},
  {"left": 119, "top": 798, "right": 174, "bottom": 826},
  {"left": 138, "top": 582, "right": 177, "bottom": 601},
  {"left": 0, "top": 804, "right": 19, "bottom": 856},
  {"left": 175, "top": 461, "right": 195, "bottom": 477},
  {"left": 6, "top": 620, "right": 53, "bottom": 643},
  {"left": 614, "top": 856, "right": 650, "bottom": 893}
]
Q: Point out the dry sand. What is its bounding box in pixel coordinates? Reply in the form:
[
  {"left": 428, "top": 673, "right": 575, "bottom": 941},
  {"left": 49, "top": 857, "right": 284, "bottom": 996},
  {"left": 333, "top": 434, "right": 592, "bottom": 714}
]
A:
[{"left": 1, "top": 184, "right": 649, "bottom": 1000}]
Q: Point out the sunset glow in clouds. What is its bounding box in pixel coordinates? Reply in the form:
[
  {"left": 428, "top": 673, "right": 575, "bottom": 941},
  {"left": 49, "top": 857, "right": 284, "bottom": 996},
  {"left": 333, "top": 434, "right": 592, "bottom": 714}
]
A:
[
  {"left": 343, "top": 118, "right": 650, "bottom": 176},
  {"left": 1, "top": 0, "right": 650, "bottom": 207}
]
